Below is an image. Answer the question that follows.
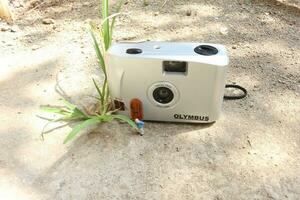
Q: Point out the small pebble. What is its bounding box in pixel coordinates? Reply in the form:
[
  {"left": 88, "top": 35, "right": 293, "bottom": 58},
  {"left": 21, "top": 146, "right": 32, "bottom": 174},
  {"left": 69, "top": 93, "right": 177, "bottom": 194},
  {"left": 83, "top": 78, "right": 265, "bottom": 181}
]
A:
[
  {"left": 0, "top": 26, "right": 10, "bottom": 32},
  {"left": 186, "top": 9, "right": 192, "bottom": 16},
  {"left": 42, "top": 18, "right": 55, "bottom": 25},
  {"left": 32, "top": 45, "right": 40, "bottom": 50},
  {"left": 10, "top": 25, "right": 19, "bottom": 32},
  {"left": 83, "top": 2, "right": 91, "bottom": 6},
  {"left": 220, "top": 27, "right": 228, "bottom": 35}
]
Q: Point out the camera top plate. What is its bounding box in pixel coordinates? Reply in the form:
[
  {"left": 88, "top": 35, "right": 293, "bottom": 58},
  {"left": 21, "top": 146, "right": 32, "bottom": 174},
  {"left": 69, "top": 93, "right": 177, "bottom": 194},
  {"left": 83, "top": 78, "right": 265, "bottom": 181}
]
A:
[{"left": 107, "top": 41, "right": 229, "bottom": 67}]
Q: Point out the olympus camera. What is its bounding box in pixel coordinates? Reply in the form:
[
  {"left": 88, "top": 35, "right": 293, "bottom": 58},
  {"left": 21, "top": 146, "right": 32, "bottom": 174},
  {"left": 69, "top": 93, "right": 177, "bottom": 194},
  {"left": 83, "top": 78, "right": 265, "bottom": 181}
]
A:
[{"left": 105, "top": 42, "right": 229, "bottom": 123}]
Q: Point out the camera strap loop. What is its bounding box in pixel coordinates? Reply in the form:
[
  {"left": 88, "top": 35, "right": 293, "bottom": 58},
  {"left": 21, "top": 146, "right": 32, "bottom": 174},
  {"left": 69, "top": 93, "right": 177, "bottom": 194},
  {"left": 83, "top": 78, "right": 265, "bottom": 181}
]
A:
[{"left": 224, "top": 84, "right": 247, "bottom": 100}]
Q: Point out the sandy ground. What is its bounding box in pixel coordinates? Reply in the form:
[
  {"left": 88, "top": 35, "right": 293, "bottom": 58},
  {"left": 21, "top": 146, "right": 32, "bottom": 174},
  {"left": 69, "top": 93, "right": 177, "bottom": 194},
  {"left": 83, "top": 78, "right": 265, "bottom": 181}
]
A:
[{"left": 1, "top": 0, "right": 300, "bottom": 199}]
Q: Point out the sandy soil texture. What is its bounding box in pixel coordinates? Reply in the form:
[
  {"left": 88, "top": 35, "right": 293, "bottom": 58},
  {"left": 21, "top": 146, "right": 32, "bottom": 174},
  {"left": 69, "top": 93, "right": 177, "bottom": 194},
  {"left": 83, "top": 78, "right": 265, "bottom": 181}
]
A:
[{"left": 0, "top": 0, "right": 300, "bottom": 199}]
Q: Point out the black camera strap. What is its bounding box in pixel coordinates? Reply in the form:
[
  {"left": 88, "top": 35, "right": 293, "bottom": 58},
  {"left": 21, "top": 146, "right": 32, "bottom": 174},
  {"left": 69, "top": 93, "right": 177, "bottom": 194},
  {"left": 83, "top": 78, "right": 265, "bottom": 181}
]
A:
[{"left": 224, "top": 84, "right": 247, "bottom": 100}]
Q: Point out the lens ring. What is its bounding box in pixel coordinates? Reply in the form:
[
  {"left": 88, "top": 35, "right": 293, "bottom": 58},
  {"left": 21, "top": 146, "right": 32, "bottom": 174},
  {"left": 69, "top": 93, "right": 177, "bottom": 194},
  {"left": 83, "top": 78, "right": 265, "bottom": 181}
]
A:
[
  {"left": 147, "top": 82, "right": 179, "bottom": 108},
  {"left": 153, "top": 87, "right": 174, "bottom": 104}
]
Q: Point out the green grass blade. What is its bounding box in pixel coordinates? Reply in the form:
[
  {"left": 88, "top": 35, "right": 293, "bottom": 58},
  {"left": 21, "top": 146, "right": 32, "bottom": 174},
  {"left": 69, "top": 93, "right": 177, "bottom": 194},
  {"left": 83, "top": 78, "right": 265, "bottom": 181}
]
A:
[
  {"left": 41, "top": 116, "right": 67, "bottom": 140},
  {"left": 61, "top": 99, "right": 76, "bottom": 110},
  {"left": 63, "top": 118, "right": 100, "bottom": 144},
  {"left": 59, "top": 98, "right": 89, "bottom": 119},
  {"left": 110, "top": 0, "right": 124, "bottom": 44},
  {"left": 101, "top": 77, "right": 107, "bottom": 103},
  {"left": 103, "top": 82, "right": 110, "bottom": 114},
  {"left": 90, "top": 22, "right": 105, "bottom": 53},
  {"left": 102, "top": 0, "right": 110, "bottom": 50},
  {"left": 97, "top": 114, "right": 114, "bottom": 122},
  {"left": 93, "top": 78, "right": 105, "bottom": 114},
  {"left": 40, "top": 106, "right": 65, "bottom": 113},
  {"left": 90, "top": 95, "right": 102, "bottom": 101},
  {"left": 90, "top": 29, "right": 106, "bottom": 75},
  {"left": 92, "top": 78, "right": 103, "bottom": 100},
  {"left": 40, "top": 106, "right": 72, "bottom": 116},
  {"left": 66, "top": 107, "right": 88, "bottom": 120},
  {"left": 111, "top": 114, "right": 138, "bottom": 130}
]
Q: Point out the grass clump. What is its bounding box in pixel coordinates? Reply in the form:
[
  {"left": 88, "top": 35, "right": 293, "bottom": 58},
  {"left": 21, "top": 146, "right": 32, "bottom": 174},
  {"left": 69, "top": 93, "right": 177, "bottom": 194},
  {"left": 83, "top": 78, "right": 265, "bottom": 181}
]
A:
[{"left": 40, "top": 0, "right": 137, "bottom": 144}]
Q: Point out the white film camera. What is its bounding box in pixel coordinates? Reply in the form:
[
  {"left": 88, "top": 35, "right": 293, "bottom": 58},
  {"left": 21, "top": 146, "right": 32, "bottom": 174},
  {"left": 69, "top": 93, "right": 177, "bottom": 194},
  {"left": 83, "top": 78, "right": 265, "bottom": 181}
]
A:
[{"left": 106, "top": 42, "right": 229, "bottom": 123}]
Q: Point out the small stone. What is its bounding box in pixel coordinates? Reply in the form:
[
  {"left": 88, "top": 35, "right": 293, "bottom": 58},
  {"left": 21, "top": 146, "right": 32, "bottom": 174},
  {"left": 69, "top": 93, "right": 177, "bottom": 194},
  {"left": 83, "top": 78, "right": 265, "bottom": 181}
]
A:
[
  {"left": 0, "top": 26, "right": 10, "bottom": 32},
  {"left": 247, "top": 139, "right": 252, "bottom": 147},
  {"left": 10, "top": 25, "right": 19, "bottom": 32},
  {"left": 83, "top": 2, "right": 91, "bottom": 6},
  {"left": 42, "top": 18, "right": 55, "bottom": 25},
  {"left": 143, "top": 0, "right": 149, "bottom": 6},
  {"left": 220, "top": 27, "right": 228, "bottom": 35},
  {"left": 13, "top": 1, "right": 22, "bottom": 8},
  {"left": 186, "top": 9, "right": 192, "bottom": 16},
  {"left": 59, "top": 180, "right": 66, "bottom": 188},
  {"left": 214, "top": 195, "right": 222, "bottom": 200},
  {"left": 121, "top": 36, "right": 137, "bottom": 41},
  {"left": 265, "top": 185, "right": 280, "bottom": 200},
  {"left": 32, "top": 45, "right": 40, "bottom": 50},
  {"left": 232, "top": 45, "right": 237, "bottom": 49},
  {"left": 154, "top": 12, "right": 159, "bottom": 16}
]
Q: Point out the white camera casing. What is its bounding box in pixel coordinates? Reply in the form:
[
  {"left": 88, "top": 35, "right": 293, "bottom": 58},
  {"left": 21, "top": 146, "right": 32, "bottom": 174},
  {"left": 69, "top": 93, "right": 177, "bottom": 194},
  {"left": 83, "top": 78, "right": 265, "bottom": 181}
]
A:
[{"left": 105, "top": 41, "right": 229, "bottom": 123}]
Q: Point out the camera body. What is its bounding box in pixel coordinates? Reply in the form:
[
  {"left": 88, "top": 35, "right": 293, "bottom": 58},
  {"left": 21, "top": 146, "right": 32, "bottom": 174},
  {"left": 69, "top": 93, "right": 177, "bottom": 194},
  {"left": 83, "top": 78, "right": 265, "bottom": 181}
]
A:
[{"left": 105, "top": 42, "right": 229, "bottom": 123}]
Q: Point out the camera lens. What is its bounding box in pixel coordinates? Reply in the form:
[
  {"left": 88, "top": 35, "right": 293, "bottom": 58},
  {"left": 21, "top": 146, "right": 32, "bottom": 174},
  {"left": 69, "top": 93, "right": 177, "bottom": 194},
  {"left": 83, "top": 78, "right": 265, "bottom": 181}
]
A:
[{"left": 153, "top": 87, "right": 174, "bottom": 104}]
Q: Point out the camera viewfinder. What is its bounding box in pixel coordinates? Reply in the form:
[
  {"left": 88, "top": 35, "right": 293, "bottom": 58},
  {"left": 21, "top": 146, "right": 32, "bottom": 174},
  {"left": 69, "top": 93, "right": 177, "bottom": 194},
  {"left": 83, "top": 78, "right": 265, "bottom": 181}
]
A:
[{"left": 163, "top": 61, "right": 187, "bottom": 73}]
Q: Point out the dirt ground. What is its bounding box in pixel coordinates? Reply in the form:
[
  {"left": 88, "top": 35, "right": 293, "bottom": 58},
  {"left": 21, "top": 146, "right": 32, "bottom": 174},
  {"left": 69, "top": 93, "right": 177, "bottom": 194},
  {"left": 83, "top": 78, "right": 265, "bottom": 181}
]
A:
[{"left": 1, "top": 0, "right": 300, "bottom": 199}]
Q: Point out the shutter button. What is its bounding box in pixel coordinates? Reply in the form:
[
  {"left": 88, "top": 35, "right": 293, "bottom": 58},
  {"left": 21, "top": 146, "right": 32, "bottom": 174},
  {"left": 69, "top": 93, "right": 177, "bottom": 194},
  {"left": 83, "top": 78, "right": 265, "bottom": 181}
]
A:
[
  {"left": 126, "top": 48, "right": 143, "bottom": 54},
  {"left": 194, "top": 45, "right": 218, "bottom": 56}
]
